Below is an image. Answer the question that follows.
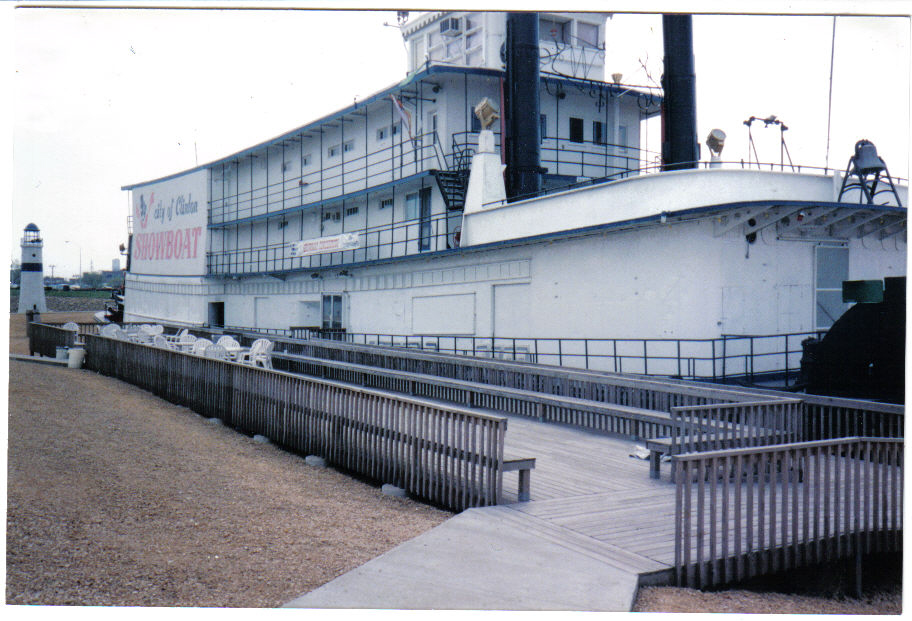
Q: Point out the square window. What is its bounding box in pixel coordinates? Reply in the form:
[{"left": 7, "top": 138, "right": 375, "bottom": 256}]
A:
[
  {"left": 302, "top": 154, "right": 312, "bottom": 167},
  {"left": 328, "top": 145, "right": 340, "bottom": 158},
  {"left": 540, "top": 18, "right": 568, "bottom": 44},
  {"left": 577, "top": 22, "right": 599, "bottom": 48},
  {"left": 342, "top": 140, "right": 354, "bottom": 153},
  {"left": 446, "top": 39, "right": 462, "bottom": 58},
  {"left": 391, "top": 123, "right": 400, "bottom": 136},
  {"left": 569, "top": 117, "right": 584, "bottom": 143},
  {"left": 379, "top": 198, "right": 394, "bottom": 210},
  {"left": 346, "top": 206, "right": 359, "bottom": 216},
  {"left": 376, "top": 126, "right": 388, "bottom": 141}
]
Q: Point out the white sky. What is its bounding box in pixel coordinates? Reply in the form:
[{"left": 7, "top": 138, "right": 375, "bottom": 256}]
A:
[{"left": 5, "top": 1, "right": 911, "bottom": 278}]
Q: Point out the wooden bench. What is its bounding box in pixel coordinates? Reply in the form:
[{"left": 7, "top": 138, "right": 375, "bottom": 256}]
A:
[{"left": 502, "top": 456, "right": 536, "bottom": 502}]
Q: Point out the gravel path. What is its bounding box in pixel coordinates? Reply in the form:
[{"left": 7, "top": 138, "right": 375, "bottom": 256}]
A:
[{"left": 6, "top": 359, "right": 450, "bottom": 606}]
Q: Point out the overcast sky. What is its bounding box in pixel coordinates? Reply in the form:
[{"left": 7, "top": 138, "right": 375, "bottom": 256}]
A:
[{"left": 6, "top": 1, "right": 910, "bottom": 278}]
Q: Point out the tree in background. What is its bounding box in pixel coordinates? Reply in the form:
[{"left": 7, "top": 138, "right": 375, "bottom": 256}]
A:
[
  {"left": 10, "top": 259, "right": 21, "bottom": 286},
  {"left": 81, "top": 272, "right": 104, "bottom": 289}
]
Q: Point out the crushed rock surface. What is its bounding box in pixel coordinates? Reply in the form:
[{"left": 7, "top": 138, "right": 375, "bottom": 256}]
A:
[
  {"left": 6, "top": 357, "right": 450, "bottom": 607},
  {"left": 634, "top": 585, "right": 901, "bottom": 614}
]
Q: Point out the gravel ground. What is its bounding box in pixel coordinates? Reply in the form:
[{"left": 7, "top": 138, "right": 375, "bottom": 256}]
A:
[
  {"left": 6, "top": 352, "right": 450, "bottom": 606},
  {"left": 7, "top": 314, "right": 902, "bottom": 611},
  {"left": 634, "top": 585, "right": 901, "bottom": 614},
  {"left": 10, "top": 292, "right": 110, "bottom": 313}
]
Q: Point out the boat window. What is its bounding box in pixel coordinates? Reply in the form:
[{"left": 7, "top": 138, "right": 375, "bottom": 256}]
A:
[
  {"left": 470, "top": 108, "right": 481, "bottom": 132},
  {"left": 593, "top": 121, "right": 605, "bottom": 145},
  {"left": 540, "top": 17, "right": 568, "bottom": 44},
  {"left": 619, "top": 125, "right": 628, "bottom": 151},
  {"left": 569, "top": 117, "right": 584, "bottom": 143},
  {"left": 410, "top": 37, "right": 425, "bottom": 70},
  {"left": 419, "top": 187, "right": 432, "bottom": 251},
  {"left": 540, "top": 114, "right": 547, "bottom": 143},
  {"left": 577, "top": 22, "right": 599, "bottom": 48},
  {"left": 405, "top": 193, "right": 419, "bottom": 220}
]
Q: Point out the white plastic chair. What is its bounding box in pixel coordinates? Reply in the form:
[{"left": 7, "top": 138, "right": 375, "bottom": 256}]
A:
[
  {"left": 238, "top": 338, "right": 273, "bottom": 368},
  {"left": 101, "top": 323, "right": 118, "bottom": 338},
  {"left": 112, "top": 327, "right": 131, "bottom": 341},
  {"left": 178, "top": 332, "right": 197, "bottom": 352},
  {"left": 203, "top": 344, "right": 228, "bottom": 360},
  {"left": 254, "top": 340, "right": 274, "bottom": 369},
  {"left": 216, "top": 335, "right": 243, "bottom": 360},
  {"left": 164, "top": 328, "right": 188, "bottom": 344},
  {"left": 153, "top": 335, "right": 173, "bottom": 349},
  {"left": 191, "top": 338, "right": 213, "bottom": 356}
]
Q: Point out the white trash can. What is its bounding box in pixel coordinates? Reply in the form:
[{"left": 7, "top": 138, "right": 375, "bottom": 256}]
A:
[
  {"left": 55, "top": 346, "right": 69, "bottom": 360},
  {"left": 67, "top": 347, "right": 86, "bottom": 369}
]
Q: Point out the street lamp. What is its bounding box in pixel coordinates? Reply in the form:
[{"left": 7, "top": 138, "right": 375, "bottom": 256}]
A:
[{"left": 65, "top": 240, "right": 82, "bottom": 279}]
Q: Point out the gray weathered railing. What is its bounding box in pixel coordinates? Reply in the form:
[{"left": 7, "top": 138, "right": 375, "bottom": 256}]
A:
[
  {"left": 674, "top": 437, "right": 903, "bottom": 588},
  {"left": 671, "top": 399, "right": 804, "bottom": 454},
  {"left": 81, "top": 333, "right": 508, "bottom": 512},
  {"left": 202, "top": 330, "right": 764, "bottom": 411},
  {"left": 275, "top": 353, "right": 678, "bottom": 440},
  {"left": 658, "top": 376, "right": 905, "bottom": 441},
  {"left": 51, "top": 324, "right": 908, "bottom": 444},
  {"left": 27, "top": 322, "right": 79, "bottom": 357}
]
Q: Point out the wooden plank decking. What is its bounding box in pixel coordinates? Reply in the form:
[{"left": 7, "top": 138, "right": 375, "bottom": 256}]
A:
[{"left": 496, "top": 412, "right": 680, "bottom": 579}]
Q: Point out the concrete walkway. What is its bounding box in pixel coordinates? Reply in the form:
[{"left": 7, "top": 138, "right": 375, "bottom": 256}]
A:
[
  {"left": 284, "top": 413, "right": 674, "bottom": 611},
  {"left": 283, "top": 504, "right": 640, "bottom": 611}
]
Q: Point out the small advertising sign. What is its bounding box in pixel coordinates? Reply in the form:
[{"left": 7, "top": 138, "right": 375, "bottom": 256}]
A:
[{"left": 290, "top": 232, "right": 361, "bottom": 257}]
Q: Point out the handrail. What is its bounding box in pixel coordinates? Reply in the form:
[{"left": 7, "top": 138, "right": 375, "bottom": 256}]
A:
[
  {"left": 80, "top": 332, "right": 507, "bottom": 512},
  {"left": 271, "top": 351, "right": 679, "bottom": 441},
  {"left": 673, "top": 437, "right": 903, "bottom": 588},
  {"left": 207, "top": 209, "right": 456, "bottom": 275}
]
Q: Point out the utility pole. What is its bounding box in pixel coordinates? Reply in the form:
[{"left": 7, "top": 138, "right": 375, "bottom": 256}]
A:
[{"left": 49, "top": 265, "right": 55, "bottom": 278}]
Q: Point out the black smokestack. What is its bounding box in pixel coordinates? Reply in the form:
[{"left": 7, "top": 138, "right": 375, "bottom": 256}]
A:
[
  {"left": 504, "top": 12, "right": 542, "bottom": 200},
  {"left": 661, "top": 14, "right": 699, "bottom": 170}
]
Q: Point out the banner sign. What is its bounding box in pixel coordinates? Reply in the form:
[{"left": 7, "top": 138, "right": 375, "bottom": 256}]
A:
[
  {"left": 130, "top": 170, "right": 208, "bottom": 276},
  {"left": 290, "top": 232, "right": 361, "bottom": 257}
]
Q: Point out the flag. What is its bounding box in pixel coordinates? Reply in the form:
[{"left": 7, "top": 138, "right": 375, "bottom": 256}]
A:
[{"left": 389, "top": 94, "right": 416, "bottom": 148}]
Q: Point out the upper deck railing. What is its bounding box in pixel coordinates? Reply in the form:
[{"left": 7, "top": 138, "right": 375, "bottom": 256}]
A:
[{"left": 208, "top": 130, "right": 656, "bottom": 226}]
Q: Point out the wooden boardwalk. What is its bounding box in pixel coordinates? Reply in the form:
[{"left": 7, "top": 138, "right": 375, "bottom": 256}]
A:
[{"left": 497, "top": 413, "right": 680, "bottom": 580}]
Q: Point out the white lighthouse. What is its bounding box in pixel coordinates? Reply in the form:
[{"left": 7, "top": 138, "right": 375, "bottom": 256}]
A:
[{"left": 17, "top": 223, "right": 48, "bottom": 314}]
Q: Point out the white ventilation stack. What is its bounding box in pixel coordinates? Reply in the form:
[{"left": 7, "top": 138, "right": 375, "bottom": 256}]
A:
[{"left": 18, "top": 223, "right": 48, "bottom": 314}]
